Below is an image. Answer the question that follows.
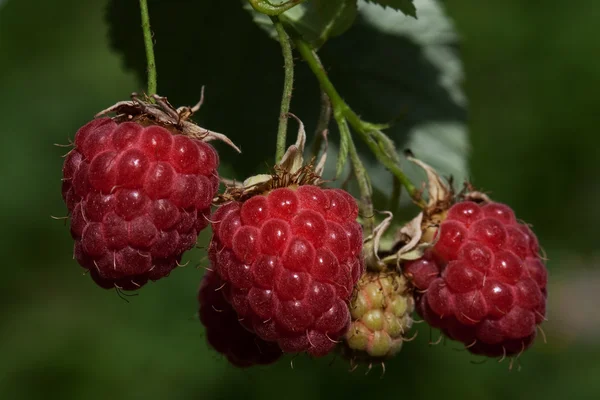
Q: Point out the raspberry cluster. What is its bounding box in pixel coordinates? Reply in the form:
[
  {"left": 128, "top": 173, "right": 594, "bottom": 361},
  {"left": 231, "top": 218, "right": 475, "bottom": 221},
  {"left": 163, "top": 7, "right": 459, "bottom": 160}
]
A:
[
  {"left": 209, "top": 186, "right": 364, "bottom": 357},
  {"left": 62, "top": 118, "right": 220, "bottom": 290},
  {"left": 405, "top": 201, "right": 548, "bottom": 357},
  {"left": 198, "top": 268, "right": 282, "bottom": 367},
  {"left": 344, "top": 271, "right": 415, "bottom": 360}
]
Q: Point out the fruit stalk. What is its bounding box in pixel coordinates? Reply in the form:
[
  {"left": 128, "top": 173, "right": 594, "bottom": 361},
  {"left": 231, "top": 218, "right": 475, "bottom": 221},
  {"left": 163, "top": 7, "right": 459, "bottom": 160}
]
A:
[
  {"left": 293, "top": 38, "right": 423, "bottom": 206},
  {"left": 310, "top": 91, "right": 332, "bottom": 158},
  {"left": 339, "top": 114, "right": 374, "bottom": 234},
  {"left": 272, "top": 16, "right": 295, "bottom": 163},
  {"left": 139, "top": 0, "right": 157, "bottom": 97}
]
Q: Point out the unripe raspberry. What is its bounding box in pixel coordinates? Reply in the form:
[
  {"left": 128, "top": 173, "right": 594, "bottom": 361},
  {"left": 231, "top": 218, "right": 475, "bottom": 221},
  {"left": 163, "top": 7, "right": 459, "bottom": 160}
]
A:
[
  {"left": 210, "top": 185, "right": 363, "bottom": 357},
  {"left": 344, "top": 271, "right": 415, "bottom": 360},
  {"left": 62, "top": 117, "right": 220, "bottom": 289},
  {"left": 198, "top": 269, "right": 281, "bottom": 367},
  {"left": 405, "top": 200, "right": 548, "bottom": 357}
]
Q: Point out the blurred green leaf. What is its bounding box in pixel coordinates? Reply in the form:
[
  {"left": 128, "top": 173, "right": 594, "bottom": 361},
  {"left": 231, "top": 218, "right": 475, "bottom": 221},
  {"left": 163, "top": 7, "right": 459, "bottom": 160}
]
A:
[
  {"left": 364, "top": 0, "right": 416, "bottom": 18},
  {"left": 319, "top": 0, "right": 468, "bottom": 205},
  {"left": 245, "top": 0, "right": 358, "bottom": 48}
]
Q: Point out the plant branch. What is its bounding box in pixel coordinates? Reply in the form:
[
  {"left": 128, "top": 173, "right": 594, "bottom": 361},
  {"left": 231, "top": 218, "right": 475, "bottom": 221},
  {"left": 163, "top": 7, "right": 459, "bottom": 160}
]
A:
[
  {"left": 293, "top": 38, "right": 423, "bottom": 206},
  {"left": 272, "top": 17, "right": 295, "bottom": 163},
  {"left": 139, "top": 0, "right": 157, "bottom": 97},
  {"left": 345, "top": 124, "right": 374, "bottom": 234}
]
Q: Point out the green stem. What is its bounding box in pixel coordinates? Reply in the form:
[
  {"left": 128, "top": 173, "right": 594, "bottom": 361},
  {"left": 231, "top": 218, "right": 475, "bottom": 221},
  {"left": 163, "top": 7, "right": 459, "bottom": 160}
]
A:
[
  {"left": 139, "top": 0, "right": 157, "bottom": 97},
  {"left": 346, "top": 125, "right": 374, "bottom": 234},
  {"left": 272, "top": 17, "right": 295, "bottom": 163},
  {"left": 248, "top": 0, "right": 305, "bottom": 16},
  {"left": 310, "top": 91, "right": 332, "bottom": 159},
  {"left": 294, "top": 38, "right": 423, "bottom": 205}
]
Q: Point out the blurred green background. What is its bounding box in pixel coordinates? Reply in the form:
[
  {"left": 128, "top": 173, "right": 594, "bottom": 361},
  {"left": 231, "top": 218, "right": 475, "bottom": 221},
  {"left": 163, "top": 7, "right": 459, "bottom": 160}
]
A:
[{"left": 1, "top": 0, "right": 599, "bottom": 399}]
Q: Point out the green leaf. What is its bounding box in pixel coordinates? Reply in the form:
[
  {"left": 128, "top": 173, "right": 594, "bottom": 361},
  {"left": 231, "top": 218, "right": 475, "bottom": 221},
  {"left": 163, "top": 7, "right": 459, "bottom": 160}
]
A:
[
  {"left": 318, "top": 0, "right": 468, "bottom": 208},
  {"left": 245, "top": 0, "right": 358, "bottom": 48},
  {"left": 312, "top": 0, "right": 358, "bottom": 40},
  {"left": 363, "top": 0, "right": 417, "bottom": 18}
]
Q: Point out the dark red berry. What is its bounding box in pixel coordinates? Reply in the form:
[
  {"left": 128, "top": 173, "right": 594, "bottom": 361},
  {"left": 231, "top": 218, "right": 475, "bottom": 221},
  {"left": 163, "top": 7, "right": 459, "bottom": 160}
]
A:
[
  {"left": 198, "top": 269, "right": 281, "bottom": 367},
  {"left": 62, "top": 118, "right": 219, "bottom": 290}
]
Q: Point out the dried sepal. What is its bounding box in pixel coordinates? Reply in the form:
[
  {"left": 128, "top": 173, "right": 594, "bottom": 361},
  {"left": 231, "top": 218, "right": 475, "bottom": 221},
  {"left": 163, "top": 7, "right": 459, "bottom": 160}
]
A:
[
  {"left": 404, "top": 154, "right": 455, "bottom": 244},
  {"left": 406, "top": 154, "right": 453, "bottom": 211},
  {"left": 392, "top": 212, "right": 434, "bottom": 261},
  {"left": 461, "top": 186, "right": 492, "bottom": 204},
  {"left": 376, "top": 212, "right": 436, "bottom": 273},
  {"left": 376, "top": 156, "right": 454, "bottom": 269},
  {"left": 363, "top": 211, "right": 394, "bottom": 272},
  {"left": 278, "top": 113, "right": 307, "bottom": 174},
  {"left": 314, "top": 128, "right": 329, "bottom": 177},
  {"left": 95, "top": 92, "right": 241, "bottom": 153},
  {"left": 215, "top": 114, "right": 324, "bottom": 205},
  {"left": 215, "top": 163, "right": 323, "bottom": 205}
]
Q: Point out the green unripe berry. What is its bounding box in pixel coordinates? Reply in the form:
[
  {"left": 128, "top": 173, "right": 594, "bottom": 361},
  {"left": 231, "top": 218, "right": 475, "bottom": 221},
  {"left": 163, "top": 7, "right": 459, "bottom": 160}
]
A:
[{"left": 343, "top": 271, "right": 415, "bottom": 361}]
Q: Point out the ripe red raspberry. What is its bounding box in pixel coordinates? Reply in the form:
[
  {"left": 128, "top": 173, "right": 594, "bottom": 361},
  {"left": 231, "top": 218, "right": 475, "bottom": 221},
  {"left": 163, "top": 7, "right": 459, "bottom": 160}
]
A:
[
  {"left": 62, "top": 117, "right": 220, "bottom": 289},
  {"left": 209, "top": 186, "right": 364, "bottom": 357},
  {"left": 404, "top": 201, "right": 547, "bottom": 357},
  {"left": 198, "top": 269, "right": 282, "bottom": 367}
]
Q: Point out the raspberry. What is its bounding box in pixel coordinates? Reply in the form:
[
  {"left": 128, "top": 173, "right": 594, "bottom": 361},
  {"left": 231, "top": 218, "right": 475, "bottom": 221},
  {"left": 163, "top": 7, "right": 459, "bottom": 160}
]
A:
[
  {"left": 198, "top": 269, "right": 282, "bottom": 367},
  {"left": 62, "top": 117, "right": 220, "bottom": 289},
  {"left": 209, "top": 186, "right": 363, "bottom": 357},
  {"left": 405, "top": 200, "right": 548, "bottom": 357},
  {"left": 344, "top": 271, "right": 415, "bottom": 360}
]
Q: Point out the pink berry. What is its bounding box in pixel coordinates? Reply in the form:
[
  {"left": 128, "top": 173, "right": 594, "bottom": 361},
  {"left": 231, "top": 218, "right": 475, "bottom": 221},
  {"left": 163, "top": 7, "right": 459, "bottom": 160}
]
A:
[
  {"left": 198, "top": 269, "right": 281, "bottom": 367},
  {"left": 62, "top": 118, "right": 219, "bottom": 290},
  {"left": 407, "top": 200, "right": 548, "bottom": 358},
  {"left": 209, "top": 185, "right": 363, "bottom": 357}
]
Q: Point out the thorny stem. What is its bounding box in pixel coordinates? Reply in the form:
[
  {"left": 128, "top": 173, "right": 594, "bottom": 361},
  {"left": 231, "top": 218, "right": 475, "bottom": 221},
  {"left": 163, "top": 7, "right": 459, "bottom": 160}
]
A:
[
  {"left": 248, "top": 0, "right": 305, "bottom": 16},
  {"left": 293, "top": 38, "right": 424, "bottom": 206},
  {"left": 139, "top": 0, "right": 157, "bottom": 97},
  {"left": 272, "top": 17, "right": 295, "bottom": 164}
]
